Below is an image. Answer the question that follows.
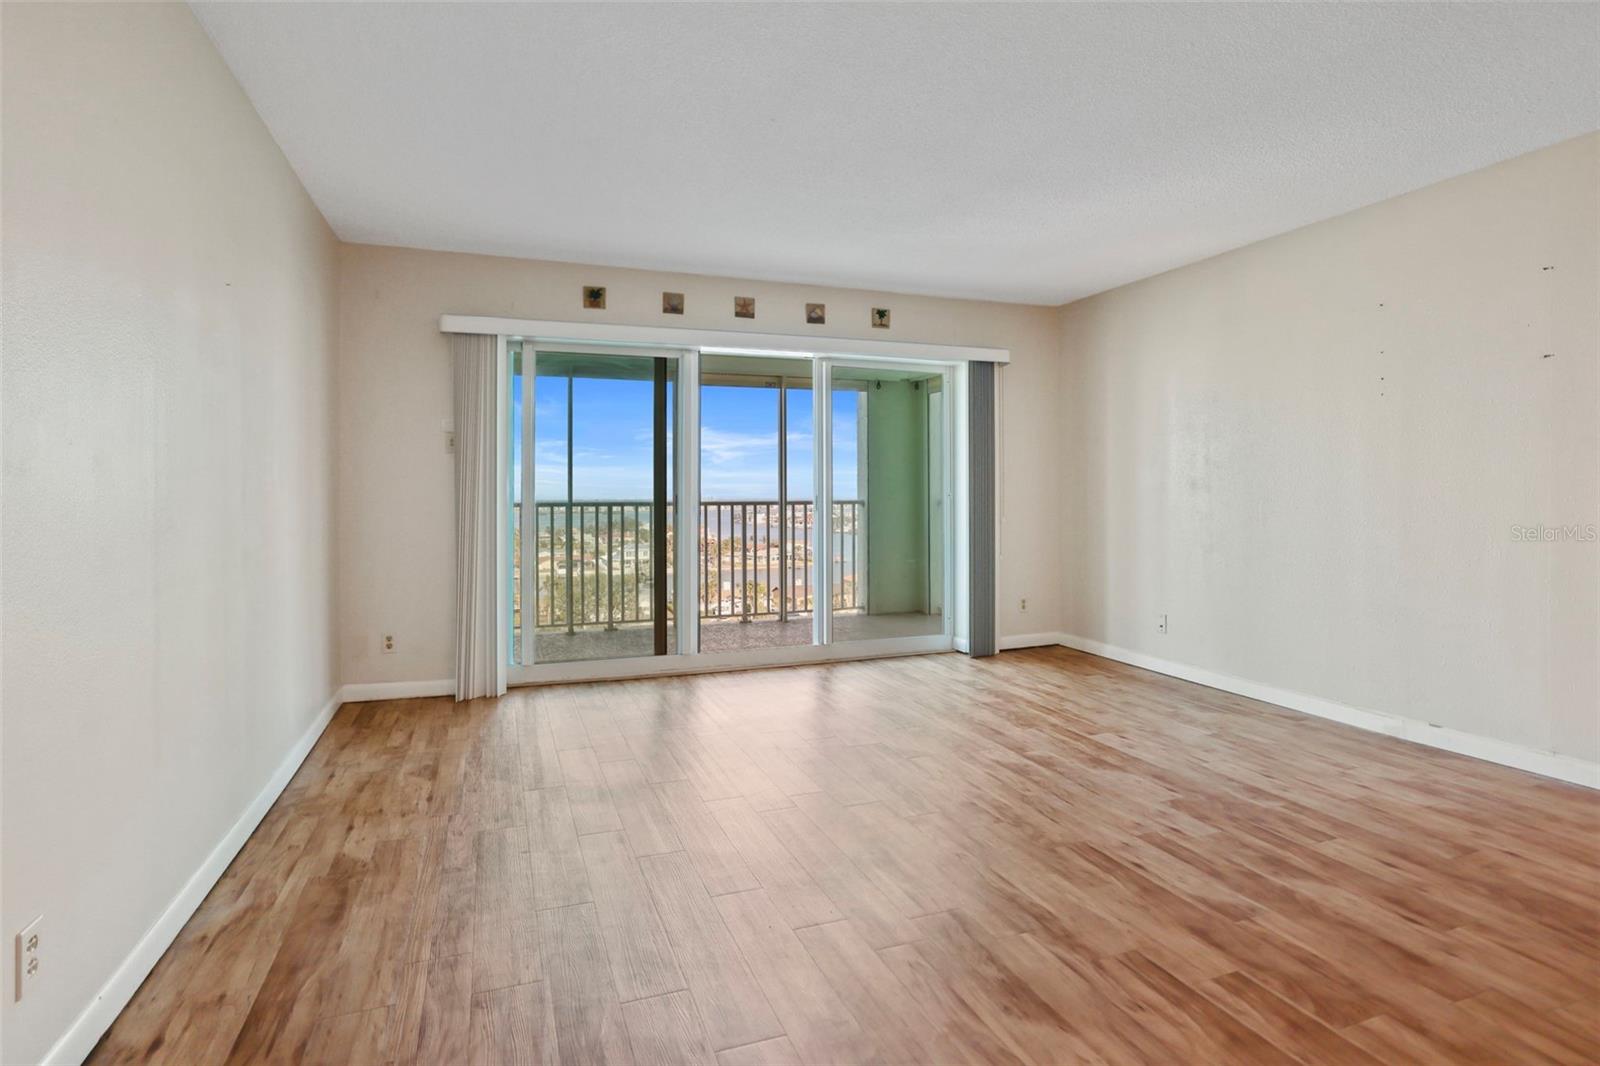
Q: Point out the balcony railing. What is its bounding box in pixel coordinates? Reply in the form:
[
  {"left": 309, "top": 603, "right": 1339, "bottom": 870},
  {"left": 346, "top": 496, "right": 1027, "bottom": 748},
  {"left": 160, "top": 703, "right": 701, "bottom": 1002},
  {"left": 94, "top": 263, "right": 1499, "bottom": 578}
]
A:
[{"left": 513, "top": 500, "right": 864, "bottom": 634}]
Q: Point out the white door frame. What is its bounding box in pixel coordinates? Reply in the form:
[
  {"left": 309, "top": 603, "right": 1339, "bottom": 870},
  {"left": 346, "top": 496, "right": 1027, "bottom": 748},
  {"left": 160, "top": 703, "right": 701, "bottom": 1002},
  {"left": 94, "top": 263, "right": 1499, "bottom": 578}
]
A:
[
  {"left": 813, "top": 358, "right": 833, "bottom": 648},
  {"left": 675, "top": 346, "right": 700, "bottom": 658},
  {"left": 495, "top": 324, "right": 981, "bottom": 686},
  {"left": 819, "top": 356, "right": 957, "bottom": 644}
]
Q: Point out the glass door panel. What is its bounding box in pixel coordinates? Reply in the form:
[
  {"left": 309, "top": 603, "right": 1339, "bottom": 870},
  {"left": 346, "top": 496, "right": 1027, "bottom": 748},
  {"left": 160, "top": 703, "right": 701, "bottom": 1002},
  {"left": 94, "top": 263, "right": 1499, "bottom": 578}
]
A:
[
  {"left": 512, "top": 346, "right": 675, "bottom": 665},
  {"left": 828, "top": 363, "right": 948, "bottom": 643},
  {"left": 698, "top": 354, "right": 815, "bottom": 651}
]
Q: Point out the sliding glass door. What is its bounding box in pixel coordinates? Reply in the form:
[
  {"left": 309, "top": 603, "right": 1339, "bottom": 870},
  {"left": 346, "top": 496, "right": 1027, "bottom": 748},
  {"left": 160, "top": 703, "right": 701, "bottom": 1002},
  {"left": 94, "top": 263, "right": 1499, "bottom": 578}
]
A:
[
  {"left": 826, "top": 361, "right": 951, "bottom": 644},
  {"left": 697, "top": 355, "right": 816, "bottom": 652},
  {"left": 507, "top": 341, "right": 953, "bottom": 679},
  {"left": 511, "top": 345, "right": 675, "bottom": 666}
]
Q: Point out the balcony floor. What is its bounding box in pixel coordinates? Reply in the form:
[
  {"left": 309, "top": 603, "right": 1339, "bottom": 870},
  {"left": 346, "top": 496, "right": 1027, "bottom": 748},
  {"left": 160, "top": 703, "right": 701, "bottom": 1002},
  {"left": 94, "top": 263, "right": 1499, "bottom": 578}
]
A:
[{"left": 529, "top": 610, "right": 943, "bottom": 663}]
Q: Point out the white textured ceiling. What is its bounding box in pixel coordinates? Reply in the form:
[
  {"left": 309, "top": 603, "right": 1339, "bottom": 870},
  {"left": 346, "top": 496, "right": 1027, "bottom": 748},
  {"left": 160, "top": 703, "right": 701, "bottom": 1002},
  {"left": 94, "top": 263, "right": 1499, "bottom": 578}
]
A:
[{"left": 192, "top": 2, "right": 1600, "bottom": 304}]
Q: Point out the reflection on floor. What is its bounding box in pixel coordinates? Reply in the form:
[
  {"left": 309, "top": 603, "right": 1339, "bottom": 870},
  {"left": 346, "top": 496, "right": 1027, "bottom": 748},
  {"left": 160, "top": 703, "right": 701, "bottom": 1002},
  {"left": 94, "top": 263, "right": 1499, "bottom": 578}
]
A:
[{"left": 532, "top": 611, "right": 943, "bottom": 663}]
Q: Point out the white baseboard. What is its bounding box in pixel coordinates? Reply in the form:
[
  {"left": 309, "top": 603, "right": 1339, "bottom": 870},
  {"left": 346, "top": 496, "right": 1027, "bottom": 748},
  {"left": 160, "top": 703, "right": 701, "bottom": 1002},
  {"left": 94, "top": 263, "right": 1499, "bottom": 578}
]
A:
[
  {"left": 955, "top": 632, "right": 1058, "bottom": 654},
  {"left": 42, "top": 686, "right": 347, "bottom": 1066},
  {"left": 340, "top": 678, "right": 455, "bottom": 702},
  {"left": 1047, "top": 633, "right": 1598, "bottom": 790},
  {"left": 1386, "top": 718, "right": 1599, "bottom": 788},
  {"left": 998, "top": 631, "right": 1066, "bottom": 651}
]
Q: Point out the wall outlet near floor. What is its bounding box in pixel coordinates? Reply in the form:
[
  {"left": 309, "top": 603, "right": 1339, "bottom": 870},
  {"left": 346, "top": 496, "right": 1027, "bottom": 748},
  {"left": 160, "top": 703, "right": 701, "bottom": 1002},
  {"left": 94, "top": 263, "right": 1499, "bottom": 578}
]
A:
[
  {"left": 15, "top": 915, "right": 42, "bottom": 1002},
  {"left": 381, "top": 633, "right": 396, "bottom": 654},
  {"left": 1020, "top": 598, "right": 1028, "bottom": 613},
  {"left": 1157, "top": 613, "right": 1168, "bottom": 634}
]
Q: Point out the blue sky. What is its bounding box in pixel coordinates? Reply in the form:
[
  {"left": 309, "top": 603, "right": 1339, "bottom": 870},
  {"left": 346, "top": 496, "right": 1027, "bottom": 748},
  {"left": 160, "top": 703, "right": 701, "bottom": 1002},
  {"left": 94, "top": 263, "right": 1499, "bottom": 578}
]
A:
[{"left": 512, "top": 375, "right": 857, "bottom": 501}]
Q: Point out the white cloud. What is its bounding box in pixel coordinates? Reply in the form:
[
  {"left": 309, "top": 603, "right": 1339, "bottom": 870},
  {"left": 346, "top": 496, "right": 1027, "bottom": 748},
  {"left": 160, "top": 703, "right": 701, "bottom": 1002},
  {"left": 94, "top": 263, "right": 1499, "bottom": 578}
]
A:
[{"left": 700, "top": 427, "right": 777, "bottom": 465}]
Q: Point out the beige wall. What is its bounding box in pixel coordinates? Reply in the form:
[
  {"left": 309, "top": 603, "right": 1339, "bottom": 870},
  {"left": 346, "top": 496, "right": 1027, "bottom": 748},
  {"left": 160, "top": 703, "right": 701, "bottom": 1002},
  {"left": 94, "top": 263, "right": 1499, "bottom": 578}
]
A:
[
  {"left": 1, "top": 5, "right": 340, "bottom": 1062},
  {"left": 337, "top": 244, "right": 1062, "bottom": 685},
  {"left": 1059, "top": 133, "right": 1599, "bottom": 762},
  {"left": 2, "top": 7, "right": 1592, "bottom": 1057}
]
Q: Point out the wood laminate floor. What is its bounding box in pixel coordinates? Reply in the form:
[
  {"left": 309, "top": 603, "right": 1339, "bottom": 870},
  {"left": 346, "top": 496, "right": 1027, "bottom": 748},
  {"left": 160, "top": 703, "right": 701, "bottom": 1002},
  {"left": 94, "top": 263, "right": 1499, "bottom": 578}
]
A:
[{"left": 89, "top": 648, "right": 1600, "bottom": 1065}]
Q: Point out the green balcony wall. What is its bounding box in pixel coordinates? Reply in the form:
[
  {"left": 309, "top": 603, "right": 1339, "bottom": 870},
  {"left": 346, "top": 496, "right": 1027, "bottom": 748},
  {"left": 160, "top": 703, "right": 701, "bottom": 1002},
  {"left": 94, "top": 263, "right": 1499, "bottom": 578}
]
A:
[{"left": 863, "top": 380, "right": 931, "bottom": 615}]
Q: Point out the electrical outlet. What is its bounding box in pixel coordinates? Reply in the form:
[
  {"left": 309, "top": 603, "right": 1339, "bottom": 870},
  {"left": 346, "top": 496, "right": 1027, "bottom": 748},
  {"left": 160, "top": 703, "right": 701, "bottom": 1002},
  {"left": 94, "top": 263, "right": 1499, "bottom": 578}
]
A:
[
  {"left": 1157, "top": 613, "right": 1168, "bottom": 634},
  {"left": 15, "top": 916, "right": 42, "bottom": 1002},
  {"left": 1020, "top": 598, "right": 1028, "bottom": 613},
  {"left": 381, "top": 633, "right": 396, "bottom": 654}
]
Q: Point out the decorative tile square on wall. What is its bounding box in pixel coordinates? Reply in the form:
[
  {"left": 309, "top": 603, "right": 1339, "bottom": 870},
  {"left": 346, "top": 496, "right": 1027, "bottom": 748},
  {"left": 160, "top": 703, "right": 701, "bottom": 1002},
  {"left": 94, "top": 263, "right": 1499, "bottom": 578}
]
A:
[
  {"left": 662, "top": 291, "right": 684, "bottom": 314},
  {"left": 805, "top": 302, "right": 826, "bottom": 325},
  {"left": 872, "top": 307, "right": 891, "bottom": 328},
  {"left": 583, "top": 285, "right": 606, "bottom": 309},
  {"left": 734, "top": 296, "right": 755, "bottom": 319}
]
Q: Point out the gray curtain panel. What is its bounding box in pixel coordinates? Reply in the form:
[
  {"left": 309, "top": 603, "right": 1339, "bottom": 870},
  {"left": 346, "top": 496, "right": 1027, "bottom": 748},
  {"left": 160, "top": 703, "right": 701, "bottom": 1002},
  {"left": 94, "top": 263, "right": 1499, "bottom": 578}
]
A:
[
  {"left": 452, "top": 333, "right": 504, "bottom": 700},
  {"left": 968, "top": 361, "right": 997, "bottom": 657}
]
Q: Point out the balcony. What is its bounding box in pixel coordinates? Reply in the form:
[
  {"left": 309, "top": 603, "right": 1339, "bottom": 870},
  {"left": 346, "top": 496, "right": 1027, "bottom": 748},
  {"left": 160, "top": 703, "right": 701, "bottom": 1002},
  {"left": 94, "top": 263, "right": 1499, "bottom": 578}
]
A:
[{"left": 515, "top": 499, "right": 938, "bottom": 662}]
